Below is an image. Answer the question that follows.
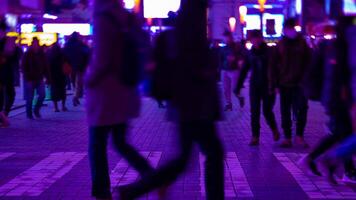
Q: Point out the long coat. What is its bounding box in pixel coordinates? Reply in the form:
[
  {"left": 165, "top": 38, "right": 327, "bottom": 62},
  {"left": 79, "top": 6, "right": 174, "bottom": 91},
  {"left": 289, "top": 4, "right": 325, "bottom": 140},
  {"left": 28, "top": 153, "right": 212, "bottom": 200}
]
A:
[{"left": 84, "top": 2, "right": 140, "bottom": 126}]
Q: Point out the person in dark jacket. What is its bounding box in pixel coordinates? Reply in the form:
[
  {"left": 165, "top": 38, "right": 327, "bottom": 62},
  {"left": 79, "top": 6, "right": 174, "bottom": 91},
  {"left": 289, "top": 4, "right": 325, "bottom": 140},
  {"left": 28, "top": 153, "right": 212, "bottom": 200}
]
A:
[
  {"left": 269, "top": 18, "right": 311, "bottom": 148},
  {"left": 63, "top": 32, "right": 90, "bottom": 106},
  {"left": 47, "top": 42, "right": 68, "bottom": 112},
  {"left": 235, "top": 30, "right": 280, "bottom": 146},
  {"left": 22, "top": 37, "right": 50, "bottom": 119},
  {"left": 118, "top": 1, "right": 225, "bottom": 199}
]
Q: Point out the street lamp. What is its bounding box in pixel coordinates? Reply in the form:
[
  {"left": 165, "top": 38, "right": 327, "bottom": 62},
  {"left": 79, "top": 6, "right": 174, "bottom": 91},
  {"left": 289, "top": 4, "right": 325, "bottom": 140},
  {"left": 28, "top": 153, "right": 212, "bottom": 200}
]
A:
[
  {"left": 229, "top": 17, "right": 237, "bottom": 33},
  {"left": 239, "top": 5, "right": 247, "bottom": 39}
]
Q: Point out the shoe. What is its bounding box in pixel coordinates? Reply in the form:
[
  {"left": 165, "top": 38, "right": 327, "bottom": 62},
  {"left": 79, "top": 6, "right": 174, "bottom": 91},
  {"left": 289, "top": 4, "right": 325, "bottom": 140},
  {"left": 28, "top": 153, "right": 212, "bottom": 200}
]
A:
[
  {"left": 116, "top": 185, "right": 134, "bottom": 200},
  {"left": 73, "top": 98, "right": 80, "bottom": 107},
  {"left": 54, "top": 109, "right": 60, "bottom": 112},
  {"left": 62, "top": 107, "right": 68, "bottom": 112},
  {"left": 298, "top": 155, "right": 322, "bottom": 176},
  {"left": 280, "top": 139, "right": 292, "bottom": 148},
  {"left": 34, "top": 110, "right": 41, "bottom": 118},
  {"left": 272, "top": 129, "right": 281, "bottom": 142},
  {"left": 249, "top": 137, "right": 260, "bottom": 146},
  {"left": 343, "top": 170, "right": 356, "bottom": 184},
  {"left": 27, "top": 114, "right": 34, "bottom": 120},
  {"left": 158, "top": 184, "right": 169, "bottom": 200},
  {"left": 0, "top": 112, "right": 10, "bottom": 127},
  {"left": 224, "top": 103, "right": 232, "bottom": 111},
  {"left": 238, "top": 97, "right": 245, "bottom": 108},
  {"left": 322, "top": 158, "right": 338, "bottom": 185},
  {"left": 295, "top": 136, "right": 309, "bottom": 148}
]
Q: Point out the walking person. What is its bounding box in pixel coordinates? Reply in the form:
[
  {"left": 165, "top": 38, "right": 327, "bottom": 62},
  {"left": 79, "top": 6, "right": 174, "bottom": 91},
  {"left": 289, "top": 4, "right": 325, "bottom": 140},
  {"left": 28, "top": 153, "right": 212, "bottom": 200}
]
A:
[
  {"left": 47, "top": 42, "right": 68, "bottom": 112},
  {"left": 302, "top": 20, "right": 356, "bottom": 183},
  {"left": 118, "top": 1, "right": 225, "bottom": 199},
  {"left": 269, "top": 18, "right": 311, "bottom": 148},
  {"left": 21, "top": 37, "right": 49, "bottom": 119},
  {"left": 235, "top": 30, "right": 280, "bottom": 146},
  {"left": 85, "top": 0, "right": 153, "bottom": 199},
  {"left": 0, "top": 24, "right": 21, "bottom": 126},
  {"left": 220, "top": 30, "right": 244, "bottom": 111},
  {"left": 64, "top": 32, "right": 90, "bottom": 106}
]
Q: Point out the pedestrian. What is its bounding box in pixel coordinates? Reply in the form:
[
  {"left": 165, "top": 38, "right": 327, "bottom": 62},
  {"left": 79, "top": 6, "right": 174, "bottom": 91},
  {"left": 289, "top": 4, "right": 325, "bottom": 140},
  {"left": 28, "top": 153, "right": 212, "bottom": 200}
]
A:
[
  {"left": 64, "top": 32, "right": 90, "bottom": 107},
  {"left": 302, "top": 19, "right": 356, "bottom": 183},
  {"left": 235, "top": 30, "right": 280, "bottom": 146},
  {"left": 220, "top": 30, "right": 244, "bottom": 111},
  {"left": 21, "top": 37, "right": 49, "bottom": 119},
  {"left": 118, "top": 1, "right": 225, "bottom": 199},
  {"left": 269, "top": 18, "right": 311, "bottom": 148},
  {"left": 85, "top": 0, "right": 153, "bottom": 199},
  {"left": 47, "top": 42, "right": 68, "bottom": 112}
]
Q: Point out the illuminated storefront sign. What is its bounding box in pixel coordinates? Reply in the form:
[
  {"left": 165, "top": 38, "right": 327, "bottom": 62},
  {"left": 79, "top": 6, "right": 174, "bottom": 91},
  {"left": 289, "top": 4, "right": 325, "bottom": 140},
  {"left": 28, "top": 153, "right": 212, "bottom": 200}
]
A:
[
  {"left": 143, "top": 0, "right": 181, "bottom": 18},
  {"left": 42, "top": 23, "right": 92, "bottom": 36},
  {"left": 6, "top": 32, "right": 57, "bottom": 46}
]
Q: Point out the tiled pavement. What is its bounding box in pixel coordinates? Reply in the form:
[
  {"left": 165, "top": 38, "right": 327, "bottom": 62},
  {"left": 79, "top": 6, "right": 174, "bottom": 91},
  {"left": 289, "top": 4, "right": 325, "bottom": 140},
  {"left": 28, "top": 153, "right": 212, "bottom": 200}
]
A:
[{"left": 0, "top": 88, "right": 355, "bottom": 200}]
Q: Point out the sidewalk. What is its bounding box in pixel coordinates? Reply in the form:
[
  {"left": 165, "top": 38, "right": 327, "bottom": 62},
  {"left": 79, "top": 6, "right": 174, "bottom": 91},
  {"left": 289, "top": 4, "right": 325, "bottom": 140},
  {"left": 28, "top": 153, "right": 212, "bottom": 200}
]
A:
[{"left": 0, "top": 89, "right": 355, "bottom": 200}]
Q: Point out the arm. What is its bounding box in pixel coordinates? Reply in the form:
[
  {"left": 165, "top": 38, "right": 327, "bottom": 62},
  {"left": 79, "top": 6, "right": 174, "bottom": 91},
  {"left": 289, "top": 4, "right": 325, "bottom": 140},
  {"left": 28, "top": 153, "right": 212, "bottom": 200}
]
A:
[
  {"left": 234, "top": 55, "right": 251, "bottom": 95},
  {"left": 268, "top": 46, "right": 279, "bottom": 93}
]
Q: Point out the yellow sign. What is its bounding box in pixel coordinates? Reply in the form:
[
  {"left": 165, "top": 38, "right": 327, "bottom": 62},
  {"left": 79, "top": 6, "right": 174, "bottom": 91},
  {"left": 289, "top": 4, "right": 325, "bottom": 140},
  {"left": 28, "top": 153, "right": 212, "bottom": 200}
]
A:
[
  {"left": 258, "top": 0, "right": 267, "bottom": 12},
  {"left": 6, "top": 32, "right": 57, "bottom": 46}
]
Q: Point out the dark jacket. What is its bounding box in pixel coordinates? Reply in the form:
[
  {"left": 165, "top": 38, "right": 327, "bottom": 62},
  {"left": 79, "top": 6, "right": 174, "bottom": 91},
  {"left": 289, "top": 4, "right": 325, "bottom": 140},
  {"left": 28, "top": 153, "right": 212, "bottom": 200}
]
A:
[
  {"left": 63, "top": 39, "right": 90, "bottom": 73},
  {"left": 269, "top": 34, "right": 311, "bottom": 89},
  {"left": 220, "top": 42, "right": 240, "bottom": 71},
  {"left": 235, "top": 42, "right": 270, "bottom": 94},
  {"left": 21, "top": 47, "right": 49, "bottom": 82},
  {"left": 0, "top": 38, "right": 22, "bottom": 85}
]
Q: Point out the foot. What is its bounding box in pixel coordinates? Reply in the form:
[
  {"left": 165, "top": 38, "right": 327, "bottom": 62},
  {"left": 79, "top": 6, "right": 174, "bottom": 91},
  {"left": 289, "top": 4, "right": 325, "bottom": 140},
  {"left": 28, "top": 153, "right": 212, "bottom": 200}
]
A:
[
  {"left": 295, "top": 136, "right": 309, "bottom": 148},
  {"left": 238, "top": 97, "right": 245, "bottom": 108},
  {"left": 272, "top": 129, "right": 281, "bottom": 141},
  {"left": 73, "top": 98, "right": 80, "bottom": 107},
  {"left": 322, "top": 158, "right": 338, "bottom": 185},
  {"left": 343, "top": 170, "right": 356, "bottom": 183},
  {"left": 116, "top": 185, "right": 134, "bottom": 200},
  {"left": 306, "top": 157, "right": 322, "bottom": 176},
  {"left": 54, "top": 109, "right": 60, "bottom": 112},
  {"left": 224, "top": 103, "right": 232, "bottom": 111},
  {"left": 0, "top": 112, "right": 10, "bottom": 127},
  {"left": 34, "top": 110, "right": 41, "bottom": 118},
  {"left": 27, "top": 114, "right": 34, "bottom": 120},
  {"left": 62, "top": 107, "right": 68, "bottom": 112},
  {"left": 249, "top": 137, "right": 260, "bottom": 146},
  {"left": 280, "top": 139, "right": 292, "bottom": 148},
  {"left": 158, "top": 184, "right": 169, "bottom": 200}
]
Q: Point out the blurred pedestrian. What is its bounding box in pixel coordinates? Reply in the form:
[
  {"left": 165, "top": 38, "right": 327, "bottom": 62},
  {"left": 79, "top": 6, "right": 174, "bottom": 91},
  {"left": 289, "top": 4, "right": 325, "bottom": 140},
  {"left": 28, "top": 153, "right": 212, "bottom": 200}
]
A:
[
  {"left": 118, "top": 1, "right": 225, "bottom": 199},
  {"left": 220, "top": 30, "right": 244, "bottom": 111},
  {"left": 64, "top": 32, "right": 90, "bottom": 106},
  {"left": 269, "top": 18, "right": 311, "bottom": 148},
  {"left": 47, "top": 42, "right": 68, "bottom": 112},
  {"left": 85, "top": 0, "right": 153, "bottom": 199},
  {"left": 235, "top": 30, "right": 280, "bottom": 146},
  {"left": 21, "top": 37, "right": 49, "bottom": 119}
]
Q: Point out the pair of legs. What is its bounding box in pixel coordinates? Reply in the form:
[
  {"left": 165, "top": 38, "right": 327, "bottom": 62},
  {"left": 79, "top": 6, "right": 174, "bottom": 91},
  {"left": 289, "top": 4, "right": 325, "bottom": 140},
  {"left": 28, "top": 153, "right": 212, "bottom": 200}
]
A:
[
  {"left": 307, "top": 106, "right": 355, "bottom": 178},
  {"left": 73, "top": 72, "right": 84, "bottom": 106},
  {"left": 53, "top": 99, "right": 67, "bottom": 112},
  {"left": 119, "top": 120, "right": 225, "bottom": 200},
  {"left": 89, "top": 123, "right": 154, "bottom": 199},
  {"left": 249, "top": 87, "right": 279, "bottom": 145},
  {"left": 24, "top": 80, "right": 45, "bottom": 119},
  {"left": 222, "top": 70, "right": 243, "bottom": 111},
  {"left": 279, "top": 86, "right": 309, "bottom": 147},
  {"left": 0, "top": 83, "right": 16, "bottom": 116}
]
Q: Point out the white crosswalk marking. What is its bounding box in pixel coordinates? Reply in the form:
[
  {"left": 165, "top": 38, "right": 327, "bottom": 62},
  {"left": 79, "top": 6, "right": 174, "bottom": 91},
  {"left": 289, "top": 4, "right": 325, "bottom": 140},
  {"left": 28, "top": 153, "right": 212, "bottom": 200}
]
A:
[
  {"left": 0, "top": 152, "right": 86, "bottom": 196},
  {"left": 274, "top": 153, "right": 356, "bottom": 199},
  {"left": 0, "top": 153, "right": 15, "bottom": 161},
  {"left": 200, "top": 152, "right": 253, "bottom": 198},
  {"left": 110, "top": 151, "right": 162, "bottom": 187}
]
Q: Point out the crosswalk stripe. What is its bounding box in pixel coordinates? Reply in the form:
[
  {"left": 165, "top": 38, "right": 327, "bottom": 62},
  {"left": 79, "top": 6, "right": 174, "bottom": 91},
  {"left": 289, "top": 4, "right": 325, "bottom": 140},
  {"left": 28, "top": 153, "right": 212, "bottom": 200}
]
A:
[
  {"left": 200, "top": 152, "right": 253, "bottom": 198},
  {"left": 274, "top": 153, "right": 356, "bottom": 199},
  {"left": 110, "top": 151, "right": 162, "bottom": 187},
  {"left": 0, "top": 152, "right": 86, "bottom": 196},
  {"left": 0, "top": 153, "right": 15, "bottom": 161}
]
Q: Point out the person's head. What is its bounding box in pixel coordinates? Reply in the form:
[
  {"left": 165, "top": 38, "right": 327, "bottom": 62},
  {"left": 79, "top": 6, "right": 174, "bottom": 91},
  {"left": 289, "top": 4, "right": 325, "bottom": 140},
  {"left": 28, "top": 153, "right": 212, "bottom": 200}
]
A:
[
  {"left": 69, "top": 32, "right": 80, "bottom": 42},
  {"left": 223, "top": 29, "right": 233, "bottom": 44},
  {"left": 249, "top": 30, "right": 263, "bottom": 47},
  {"left": 31, "top": 37, "right": 40, "bottom": 50},
  {"left": 283, "top": 18, "right": 298, "bottom": 39}
]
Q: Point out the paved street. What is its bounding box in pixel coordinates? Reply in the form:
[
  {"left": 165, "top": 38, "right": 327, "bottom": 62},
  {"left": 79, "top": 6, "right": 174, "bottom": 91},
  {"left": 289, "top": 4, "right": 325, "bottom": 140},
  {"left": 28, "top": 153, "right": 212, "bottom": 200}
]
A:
[{"left": 0, "top": 88, "right": 355, "bottom": 200}]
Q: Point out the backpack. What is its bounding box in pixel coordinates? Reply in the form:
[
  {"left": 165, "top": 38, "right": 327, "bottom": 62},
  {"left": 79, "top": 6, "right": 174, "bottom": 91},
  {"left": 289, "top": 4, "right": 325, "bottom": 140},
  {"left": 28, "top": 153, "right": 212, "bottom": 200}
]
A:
[{"left": 100, "top": 10, "right": 145, "bottom": 87}]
